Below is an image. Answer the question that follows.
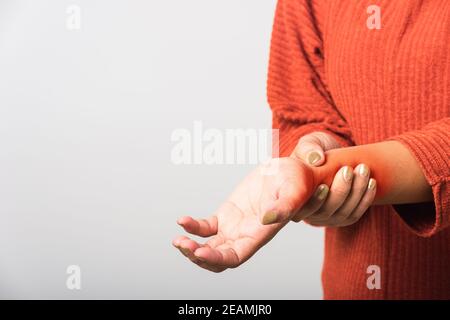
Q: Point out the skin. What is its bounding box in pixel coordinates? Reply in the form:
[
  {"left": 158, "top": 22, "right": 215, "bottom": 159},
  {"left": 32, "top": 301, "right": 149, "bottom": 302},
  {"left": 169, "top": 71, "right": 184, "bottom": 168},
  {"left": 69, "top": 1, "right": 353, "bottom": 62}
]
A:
[
  {"left": 290, "top": 131, "right": 377, "bottom": 227},
  {"left": 173, "top": 158, "right": 310, "bottom": 272},
  {"left": 173, "top": 140, "right": 432, "bottom": 272}
]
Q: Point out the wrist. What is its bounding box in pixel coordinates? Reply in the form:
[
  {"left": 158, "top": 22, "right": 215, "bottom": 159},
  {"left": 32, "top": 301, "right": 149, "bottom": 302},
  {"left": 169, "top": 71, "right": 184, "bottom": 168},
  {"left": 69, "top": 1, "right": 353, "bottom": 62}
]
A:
[{"left": 309, "top": 143, "right": 392, "bottom": 202}]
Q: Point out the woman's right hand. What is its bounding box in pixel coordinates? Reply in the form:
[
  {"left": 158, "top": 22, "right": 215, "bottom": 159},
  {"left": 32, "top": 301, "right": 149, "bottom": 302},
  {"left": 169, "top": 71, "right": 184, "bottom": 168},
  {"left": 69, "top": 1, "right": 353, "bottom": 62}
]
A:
[
  {"left": 290, "top": 132, "right": 377, "bottom": 227},
  {"left": 173, "top": 157, "right": 316, "bottom": 272}
]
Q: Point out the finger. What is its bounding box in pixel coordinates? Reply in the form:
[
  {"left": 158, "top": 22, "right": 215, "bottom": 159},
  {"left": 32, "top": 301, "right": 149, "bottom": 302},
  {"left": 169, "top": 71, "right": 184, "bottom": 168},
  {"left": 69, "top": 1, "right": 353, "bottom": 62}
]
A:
[
  {"left": 305, "top": 166, "right": 353, "bottom": 223},
  {"left": 341, "top": 178, "right": 377, "bottom": 226},
  {"left": 177, "top": 244, "right": 226, "bottom": 273},
  {"left": 177, "top": 237, "right": 224, "bottom": 269},
  {"left": 194, "top": 237, "right": 229, "bottom": 272},
  {"left": 292, "top": 184, "right": 329, "bottom": 222},
  {"left": 172, "top": 235, "right": 190, "bottom": 248},
  {"left": 177, "top": 215, "right": 218, "bottom": 237},
  {"left": 194, "top": 246, "right": 240, "bottom": 268},
  {"left": 292, "top": 135, "right": 326, "bottom": 166},
  {"left": 330, "top": 164, "right": 370, "bottom": 222},
  {"left": 177, "top": 238, "right": 204, "bottom": 262},
  {"left": 177, "top": 246, "right": 226, "bottom": 273},
  {"left": 174, "top": 236, "right": 229, "bottom": 272}
]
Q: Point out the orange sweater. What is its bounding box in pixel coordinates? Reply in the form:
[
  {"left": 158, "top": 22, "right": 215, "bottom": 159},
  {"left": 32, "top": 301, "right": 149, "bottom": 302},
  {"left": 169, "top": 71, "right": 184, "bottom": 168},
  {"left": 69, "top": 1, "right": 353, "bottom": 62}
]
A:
[{"left": 267, "top": 0, "right": 449, "bottom": 299}]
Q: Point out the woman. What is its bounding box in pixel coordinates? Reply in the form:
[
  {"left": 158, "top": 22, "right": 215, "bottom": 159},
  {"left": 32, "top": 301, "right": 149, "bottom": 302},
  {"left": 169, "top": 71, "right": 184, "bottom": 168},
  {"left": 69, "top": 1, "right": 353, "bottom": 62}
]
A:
[{"left": 173, "top": 0, "right": 449, "bottom": 299}]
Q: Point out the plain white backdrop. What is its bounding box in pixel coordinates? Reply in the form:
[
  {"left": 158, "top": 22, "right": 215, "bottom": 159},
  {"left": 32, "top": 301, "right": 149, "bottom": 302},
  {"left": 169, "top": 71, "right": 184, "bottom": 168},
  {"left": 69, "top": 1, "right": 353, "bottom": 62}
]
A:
[{"left": 0, "top": 0, "right": 324, "bottom": 299}]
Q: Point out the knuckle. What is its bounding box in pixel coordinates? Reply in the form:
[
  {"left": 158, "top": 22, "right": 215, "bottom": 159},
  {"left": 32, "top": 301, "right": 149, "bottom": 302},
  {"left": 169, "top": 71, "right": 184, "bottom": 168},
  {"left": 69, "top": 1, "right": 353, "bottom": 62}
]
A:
[
  {"left": 299, "top": 133, "right": 315, "bottom": 142},
  {"left": 299, "top": 135, "right": 322, "bottom": 149},
  {"left": 310, "top": 131, "right": 327, "bottom": 143}
]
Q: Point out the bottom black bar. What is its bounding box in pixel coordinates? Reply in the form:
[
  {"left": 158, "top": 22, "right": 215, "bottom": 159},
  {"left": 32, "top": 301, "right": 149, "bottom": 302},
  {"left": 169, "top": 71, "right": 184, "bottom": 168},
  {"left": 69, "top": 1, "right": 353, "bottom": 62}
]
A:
[{"left": 0, "top": 300, "right": 447, "bottom": 318}]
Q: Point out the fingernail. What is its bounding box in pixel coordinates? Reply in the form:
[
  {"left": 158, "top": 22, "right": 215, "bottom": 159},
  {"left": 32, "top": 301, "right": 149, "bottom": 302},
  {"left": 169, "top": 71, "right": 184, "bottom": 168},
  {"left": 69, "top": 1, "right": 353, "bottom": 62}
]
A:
[
  {"left": 180, "top": 248, "right": 190, "bottom": 256},
  {"left": 368, "top": 178, "right": 376, "bottom": 190},
  {"left": 315, "top": 184, "right": 329, "bottom": 200},
  {"left": 307, "top": 151, "right": 321, "bottom": 165},
  {"left": 194, "top": 254, "right": 205, "bottom": 262},
  {"left": 262, "top": 212, "right": 278, "bottom": 225},
  {"left": 358, "top": 164, "right": 369, "bottom": 177},
  {"left": 342, "top": 166, "right": 353, "bottom": 182}
]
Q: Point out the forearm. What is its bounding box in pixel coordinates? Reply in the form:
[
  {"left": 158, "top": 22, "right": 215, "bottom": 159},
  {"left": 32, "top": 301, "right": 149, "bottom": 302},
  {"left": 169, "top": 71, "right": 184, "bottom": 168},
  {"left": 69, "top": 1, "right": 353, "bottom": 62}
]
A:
[{"left": 307, "top": 141, "right": 433, "bottom": 205}]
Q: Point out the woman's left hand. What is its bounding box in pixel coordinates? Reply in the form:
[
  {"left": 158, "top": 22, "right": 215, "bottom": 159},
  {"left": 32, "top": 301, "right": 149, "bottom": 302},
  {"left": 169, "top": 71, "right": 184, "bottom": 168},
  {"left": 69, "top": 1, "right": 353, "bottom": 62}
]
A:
[
  {"left": 294, "top": 165, "right": 377, "bottom": 227},
  {"left": 290, "top": 132, "right": 377, "bottom": 227}
]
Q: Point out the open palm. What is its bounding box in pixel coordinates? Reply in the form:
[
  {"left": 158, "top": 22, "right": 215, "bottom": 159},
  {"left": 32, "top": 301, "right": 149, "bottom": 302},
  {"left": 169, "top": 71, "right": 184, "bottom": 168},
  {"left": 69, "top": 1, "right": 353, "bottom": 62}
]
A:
[{"left": 173, "top": 158, "right": 314, "bottom": 272}]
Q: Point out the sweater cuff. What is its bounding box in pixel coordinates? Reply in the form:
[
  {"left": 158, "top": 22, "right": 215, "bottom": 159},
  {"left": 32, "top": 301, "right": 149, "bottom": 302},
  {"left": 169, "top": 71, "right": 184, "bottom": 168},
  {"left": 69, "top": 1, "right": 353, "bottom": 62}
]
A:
[{"left": 388, "top": 125, "right": 450, "bottom": 237}]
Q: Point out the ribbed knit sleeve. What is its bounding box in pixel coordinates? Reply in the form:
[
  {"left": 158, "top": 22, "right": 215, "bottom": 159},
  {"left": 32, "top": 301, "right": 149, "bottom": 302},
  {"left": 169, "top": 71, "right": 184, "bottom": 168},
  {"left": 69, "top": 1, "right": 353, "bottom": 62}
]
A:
[
  {"left": 388, "top": 118, "right": 450, "bottom": 237},
  {"left": 267, "top": 0, "right": 353, "bottom": 157}
]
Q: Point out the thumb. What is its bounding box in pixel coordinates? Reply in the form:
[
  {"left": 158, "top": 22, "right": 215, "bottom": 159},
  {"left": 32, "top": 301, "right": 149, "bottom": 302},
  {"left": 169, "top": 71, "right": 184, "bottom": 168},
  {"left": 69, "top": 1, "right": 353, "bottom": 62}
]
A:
[
  {"left": 292, "top": 134, "right": 326, "bottom": 166},
  {"left": 261, "top": 179, "right": 310, "bottom": 225}
]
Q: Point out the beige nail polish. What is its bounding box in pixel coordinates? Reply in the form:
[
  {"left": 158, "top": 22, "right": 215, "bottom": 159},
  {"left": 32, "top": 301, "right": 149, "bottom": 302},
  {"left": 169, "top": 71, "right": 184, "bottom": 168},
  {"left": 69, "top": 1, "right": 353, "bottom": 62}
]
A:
[
  {"left": 180, "top": 248, "right": 190, "bottom": 256},
  {"left": 307, "top": 151, "right": 321, "bottom": 165},
  {"left": 359, "top": 164, "right": 369, "bottom": 177},
  {"left": 342, "top": 166, "right": 353, "bottom": 182},
  {"left": 315, "top": 184, "right": 329, "bottom": 200},
  {"left": 195, "top": 254, "right": 205, "bottom": 262},
  {"left": 368, "top": 178, "right": 376, "bottom": 190},
  {"left": 262, "top": 212, "right": 278, "bottom": 225}
]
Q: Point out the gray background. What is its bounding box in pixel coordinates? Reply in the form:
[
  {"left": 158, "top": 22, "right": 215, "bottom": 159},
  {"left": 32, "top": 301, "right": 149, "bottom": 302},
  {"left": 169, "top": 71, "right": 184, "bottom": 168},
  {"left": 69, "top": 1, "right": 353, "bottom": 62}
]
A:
[{"left": 0, "top": 0, "right": 324, "bottom": 299}]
